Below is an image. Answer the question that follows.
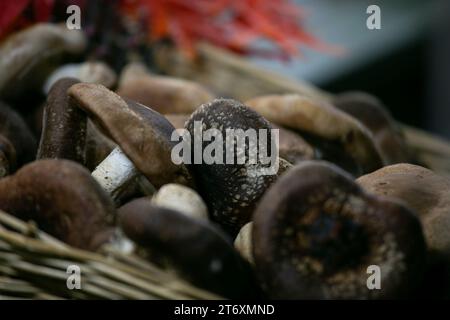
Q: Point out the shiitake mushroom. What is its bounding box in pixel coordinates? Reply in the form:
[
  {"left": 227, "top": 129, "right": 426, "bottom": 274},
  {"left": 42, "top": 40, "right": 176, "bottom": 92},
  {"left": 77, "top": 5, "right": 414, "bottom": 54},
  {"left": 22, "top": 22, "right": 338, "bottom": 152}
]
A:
[
  {"left": 118, "top": 197, "right": 260, "bottom": 299},
  {"left": 357, "top": 163, "right": 450, "bottom": 297},
  {"left": 0, "top": 159, "right": 115, "bottom": 251},
  {"left": 333, "top": 92, "right": 414, "bottom": 164},
  {"left": 245, "top": 94, "right": 384, "bottom": 176},
  {"left": 185, "top": 98, "right": 278, "bottom": 235},
  {"left": 252, "top": 161, "right": 426, "bottom": 299}
]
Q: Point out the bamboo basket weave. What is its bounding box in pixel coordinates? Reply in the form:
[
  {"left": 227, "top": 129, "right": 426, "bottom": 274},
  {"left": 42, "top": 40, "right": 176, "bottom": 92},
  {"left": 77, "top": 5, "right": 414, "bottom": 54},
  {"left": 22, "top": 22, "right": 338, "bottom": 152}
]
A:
[{"left": 1, "top": 44, "right": 449, "bottom": 300}]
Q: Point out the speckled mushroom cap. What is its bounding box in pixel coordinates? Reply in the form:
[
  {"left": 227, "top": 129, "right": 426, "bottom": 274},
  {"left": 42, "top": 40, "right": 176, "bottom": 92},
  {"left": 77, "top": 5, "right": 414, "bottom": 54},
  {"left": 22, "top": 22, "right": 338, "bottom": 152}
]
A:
[
  {"left": 245, "top": 94, "right": 384, "bottom": 176},
  {"left": 0, "top": 23, "right": 86, "bottom": 99},
  {"left": 334, "top": 92, "right": 413, "bottom": 164},
  {"left": 185, "top": 98, "right": 278, "bottom": 234},
  {"left": 0, "top": 159, "right": 115, "bottom": 251},
  {"left": 0, "top": 101, "right": 37, "bottom": 168},
  {"left": 357, "top": 163, "right": 450, "bottom": 259},
  {"left": 253, "top": 161, "right": 426, "bottom": 299},
  {"left": 68, "top": 83, "right": 193, "bottom": 188},
  {"left": 37, "top": 78, "right": 86, "bottom": 164},
  {"left": 118, "top": 198, "right": 259, "bottom": 299},
  {"left": 117, "top": 62, "right": 215, "bottom": 114}
]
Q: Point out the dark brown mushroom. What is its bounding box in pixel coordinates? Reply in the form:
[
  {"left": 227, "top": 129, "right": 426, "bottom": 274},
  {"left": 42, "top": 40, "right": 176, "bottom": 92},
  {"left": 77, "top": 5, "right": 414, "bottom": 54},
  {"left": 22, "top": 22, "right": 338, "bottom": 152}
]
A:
[
  {"left": 0, "top": 159, "right": 115, "bottom": 251},
  {"left": 253, "top": 161, "right": 426, "bottom": 299},
  {"left": 333, "top": 92, "right": 414, "bottom": 164},
  {"left": 68, "top": 83, "right": 193, "bottom": 200},
  {"left": 0, "top": 23, "right": 86, "bottom": 100},
  {"left": 118, "top": 197, "right": 260, "bottom": 298},
  {"left": 117, "top": 62, "right": 215, "bottom": 114},
  {"left": 185, "top": 98, "right": 278, "bottom": 234},
  {"left": 245, "top": 94, "right": 384, "bottom": 176},
  {"left": 0, "top": 101, "right": 37, "bottom": 170},
  {"left": 275, "top": 124, "right": 315, "bottom": 164},
  {"left": 37, "top": 78, "right": 86, "bottom": 164}
]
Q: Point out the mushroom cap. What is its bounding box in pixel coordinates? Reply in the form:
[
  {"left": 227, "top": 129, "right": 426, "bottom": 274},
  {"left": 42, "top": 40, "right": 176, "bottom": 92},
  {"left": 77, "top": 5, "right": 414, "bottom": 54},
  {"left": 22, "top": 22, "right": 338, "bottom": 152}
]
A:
[
  {"left": 334, "top": 92, "right": 413, "bottom": 164},
  {"left": 253, "top": 161, "right": 426, "bottom": 299},
  {"left": 0, "top": 101, "right": 37, "bottom": 168},
  {"left": 68, "top": 83, "right": 192, "bottom": 188},
  {"left": 118, "top": 198, "right": 259, "bottom": 298},
  {"left": 276, "top": 124, "right": 315, "bottom": 164},
  {"left": 234, "top": 222, "right": 254, "bottom": 264},
  {"left": 245, "top": 94, "right": 384, "bottom": 175},
  {"left": 117, "top": 63, "right": 215, "bottom": 114},
  {"left": 0, "top": 23, "right": 86, "bottom": 99},
  {"left": 357, "top": 163, "right": 450, "bottom": 258},
  {"left": 0, "top": 159, "right": 115, "bottom": 250},
  {"left": 37, "top": 78, "right": 86, "bottom": 164},
  {"left": 152, "top": 183, "right": 208, "bottom": 221},
  {"left": 185, "top": 98, "right": 277, "bottom": 234},
  {"left": 165, "top": 113, "right": 189, "bottom": 129},
  {"left": 44, "top": 61, "right": 117, "bottom": 94},
  {"left": 0, "top": 135, "right": 16, "bottom": 177}
]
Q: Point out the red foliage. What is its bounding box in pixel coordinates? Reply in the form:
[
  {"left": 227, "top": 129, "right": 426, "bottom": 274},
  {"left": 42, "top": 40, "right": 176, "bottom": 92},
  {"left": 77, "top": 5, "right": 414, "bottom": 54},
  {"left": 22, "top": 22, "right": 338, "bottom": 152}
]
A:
[
  {"left": 120, "top": 0, "right": 336, "bottom": 59},
  {"left": 0, "top": 0, "right": 54, "bottom": 39},
  {"left": 0, "top": 0, "right": 338, "bottom": 59}
]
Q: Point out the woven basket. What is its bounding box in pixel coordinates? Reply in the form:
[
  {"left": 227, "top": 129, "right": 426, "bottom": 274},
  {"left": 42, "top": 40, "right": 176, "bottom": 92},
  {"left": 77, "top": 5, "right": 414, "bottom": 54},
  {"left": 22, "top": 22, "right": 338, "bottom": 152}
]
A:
[{"left": 1, "top": 44, "right": 449, "bottom": 300}]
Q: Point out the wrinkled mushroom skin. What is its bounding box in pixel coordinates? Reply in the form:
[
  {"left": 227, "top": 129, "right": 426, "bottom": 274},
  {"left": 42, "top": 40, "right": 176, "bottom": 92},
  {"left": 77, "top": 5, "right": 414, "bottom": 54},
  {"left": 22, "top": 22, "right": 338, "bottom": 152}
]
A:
[
  {"left": 68, "top": 83, "right": 193, "bottom": 188},
  {"left": 185, "top": 99, "right": 277, "bottom": 235},
  {"left": 0, "top": 24, "right": 86, "bottom": 100},
  {"left": 0, "top": 101, "right": 37, "bottom": 168},
  {"left": 117, "top": 63, "right": 215, "bottom": 114},
  {"left": 0, "top": 159, "right": 115, "bottom": 251},
  {"left": 334, "top": 92, "right": 413, "bottom": 164},
  {"left": 253, "top": 161, "right": 426, "bottom": 299},
  {"left": 118, "top": 198, "right": 260, "bottom": 298},
  {"left": 37, "top": 78, "right": 87, "bottom": 164},
  {"left": 245, "top": 94, "right": 384, "bottom": 176}
]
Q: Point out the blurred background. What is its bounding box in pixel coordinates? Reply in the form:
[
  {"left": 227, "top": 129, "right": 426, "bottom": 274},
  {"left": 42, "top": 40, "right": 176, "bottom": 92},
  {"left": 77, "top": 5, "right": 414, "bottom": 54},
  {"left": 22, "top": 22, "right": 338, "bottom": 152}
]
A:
[{"left": 252, "top": 0, "right": 450, "bottom": 138}]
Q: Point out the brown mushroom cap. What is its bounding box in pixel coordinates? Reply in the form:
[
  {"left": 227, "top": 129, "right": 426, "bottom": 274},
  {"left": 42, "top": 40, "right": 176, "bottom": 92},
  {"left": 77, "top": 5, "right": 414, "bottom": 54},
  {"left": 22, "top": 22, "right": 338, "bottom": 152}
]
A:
[
  {"left": 117, "top": 63, "right": 215, "bottom": 114},
  {"left": 37, "top": 78, "right": 86, "bottom": 164},
  {"left": 68, "top": 83, "right": 192, "bottom": 188},
  {"left": 0, "top": 159, "right": 115, "bottom": 250},
  {"left": 245, "top": 94, "right": 384, "bottom": 175},
  {"left": 165, "top": 113, "right": 189, "bottom": 129},
  {"left": 253, "top": 161, "right": 426, "bottom": 299},
  {"left": 118, "top": 198, "right": 259, "bottom": 298},
  {"left": 357, "top": 163, "right": 450, "bottom": 258},
  {"left": 275, "top": 124, "right": 315, "bottom": 164},
  {"left": 0, "top": 101, "right": 37, "bottom": 168},
  {"left": 333, "top": 92, "right": 413, "bottom": 164},
  {"left": 0, "top": 135, "right": 16, "bottom": 177},
  {"left": 0, "top": 23, "right": 86, "bottom": 99},
  {"left": 185, "top": 98, "right": 277, "bottom": 234}
]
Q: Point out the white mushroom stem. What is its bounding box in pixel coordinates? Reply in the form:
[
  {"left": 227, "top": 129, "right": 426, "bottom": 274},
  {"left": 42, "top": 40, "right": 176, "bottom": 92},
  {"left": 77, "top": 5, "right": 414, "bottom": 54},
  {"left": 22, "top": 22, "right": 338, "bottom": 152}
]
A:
[
  {"left": 152, "top": 183, "right": 209, "bottom": 221},
  {"left": 92, "top": 147, "right": 138, "bottom": 201}
]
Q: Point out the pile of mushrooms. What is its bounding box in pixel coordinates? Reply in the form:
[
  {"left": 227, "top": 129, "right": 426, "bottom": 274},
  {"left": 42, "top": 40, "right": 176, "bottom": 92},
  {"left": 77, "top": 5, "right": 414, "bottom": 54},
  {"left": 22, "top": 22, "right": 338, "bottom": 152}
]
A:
[{"left": 0, "top": 23, "right": 449, "bottom": 299}]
